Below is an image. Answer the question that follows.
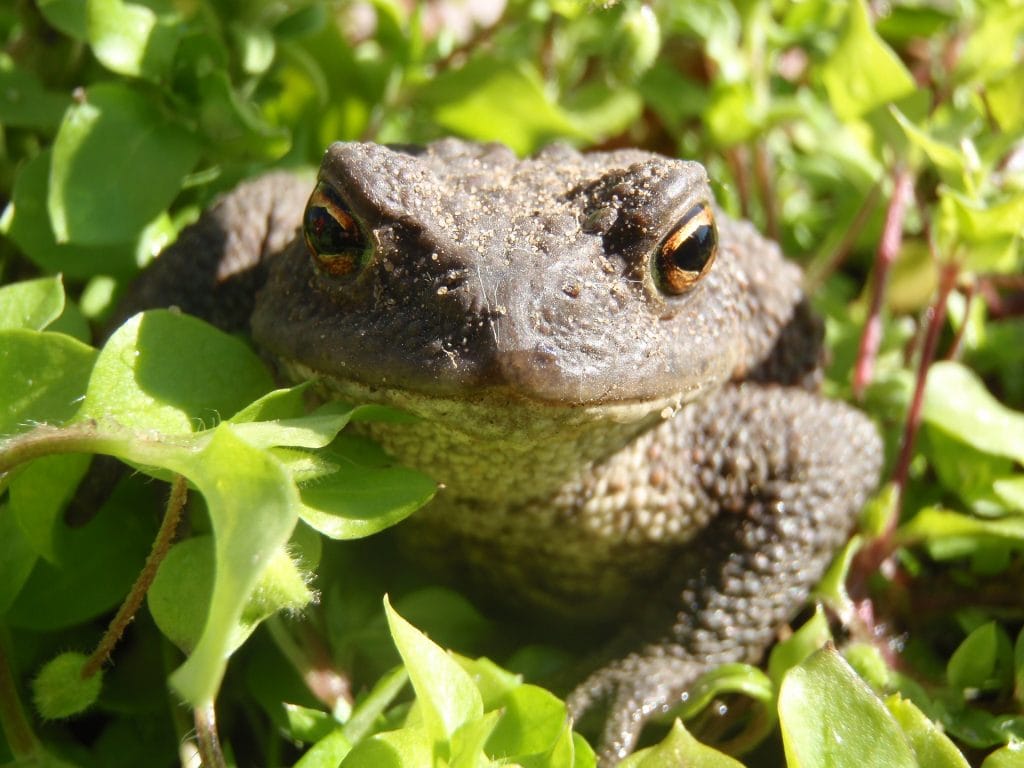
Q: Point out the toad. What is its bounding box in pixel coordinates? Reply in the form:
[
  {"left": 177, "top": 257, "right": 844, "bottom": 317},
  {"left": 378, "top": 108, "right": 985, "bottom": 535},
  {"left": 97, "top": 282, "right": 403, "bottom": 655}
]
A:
[{"left": 121, "top": 139, "right": 882, "bottom": 764}]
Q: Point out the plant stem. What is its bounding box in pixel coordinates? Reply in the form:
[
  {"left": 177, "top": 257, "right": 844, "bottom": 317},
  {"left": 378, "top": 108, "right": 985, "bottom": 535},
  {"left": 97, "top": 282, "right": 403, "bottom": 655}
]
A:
[
  {"left": 852, "top": 165, "right": 914, "bottom": 400},
  {"left": 891, "top": 260, "right": 960, "bottom": 501},
  {"left": 82, "top": 475, "right": 188, "bottom": 679},
  {"left": 266, "top": 616, "right": 353, "bottom": 716},
  {"left": 194, "top": 703, "right": 227, "bottom": 768},
  {"left": 0, "top": 630, "right": 39, "bottom": 759},
  {"left": 0, "top": 423, "right": 101, "bottom": 477}
]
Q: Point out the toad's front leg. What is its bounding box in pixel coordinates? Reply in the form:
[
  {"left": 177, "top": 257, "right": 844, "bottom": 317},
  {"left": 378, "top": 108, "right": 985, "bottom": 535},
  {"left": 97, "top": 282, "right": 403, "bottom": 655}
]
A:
[{"left": 567, "top": 384, "right": 882, "bottom": 766}]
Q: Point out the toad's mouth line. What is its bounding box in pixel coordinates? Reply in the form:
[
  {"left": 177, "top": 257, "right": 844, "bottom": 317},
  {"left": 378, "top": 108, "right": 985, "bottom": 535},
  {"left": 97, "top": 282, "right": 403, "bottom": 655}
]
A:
[{"left": 276, "top": 358, "right": 706, "bottom": 436}]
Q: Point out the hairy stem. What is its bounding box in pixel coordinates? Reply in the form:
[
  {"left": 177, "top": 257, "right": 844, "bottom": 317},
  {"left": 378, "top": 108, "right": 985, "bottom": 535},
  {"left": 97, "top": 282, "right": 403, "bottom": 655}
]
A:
[
  {"left": 82, "top": 475, "right": 188, "bottom": 678},
  {"left": 0, "top": 422, "right": 102, "bottom": 478}
]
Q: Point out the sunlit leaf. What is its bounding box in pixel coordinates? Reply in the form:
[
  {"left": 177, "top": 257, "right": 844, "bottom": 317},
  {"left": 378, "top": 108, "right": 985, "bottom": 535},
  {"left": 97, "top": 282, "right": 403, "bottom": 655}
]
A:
[
  {"left": 383, "top": 596, "right": 483, "bottom": 743},
  {"left": 0, "top": 276, "right": 65, "bottom": 331},
  {"left": 779, "top": 647, "right": 917, "bottom": 768},
  {"left": 886, "top": 694, "right": 970, "bottom": 768},
  {"left": 821, "top": 0, "right": 915, "bottom": 119},
  {"left": 48, "top": 82, "right": 199, "bottom": 244},
  {"left": 620, "top": 720, "right": 744, "bottom": 768}
]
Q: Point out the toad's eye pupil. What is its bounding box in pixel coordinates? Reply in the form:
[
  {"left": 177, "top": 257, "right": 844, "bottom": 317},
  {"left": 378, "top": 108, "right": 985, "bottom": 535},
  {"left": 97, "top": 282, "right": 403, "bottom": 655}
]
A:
[
  {"left": 667, "top": 223, "right": 715, "bottom": 273},
  {"left": 655, "top": 203, "right": 718, "bottom": 295},
  {"left": 305, "top": 206, "right": 358, "bottom": 254},
  {"left": 302, "top": 183, "right": 369, "bottom": 279}
]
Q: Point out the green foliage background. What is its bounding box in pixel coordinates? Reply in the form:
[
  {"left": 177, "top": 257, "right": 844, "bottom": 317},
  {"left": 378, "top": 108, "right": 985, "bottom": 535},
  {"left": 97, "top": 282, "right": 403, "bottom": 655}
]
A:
[{"left": 1, "top": 1, "right": 1023, "bottom": 766}]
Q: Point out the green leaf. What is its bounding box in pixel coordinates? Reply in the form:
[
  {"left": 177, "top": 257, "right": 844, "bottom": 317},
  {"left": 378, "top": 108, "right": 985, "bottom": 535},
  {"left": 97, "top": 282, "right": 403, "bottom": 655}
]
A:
[
  {"left": 6, "top": 477, "right": 156, "bottom": 630},
  {"left": 564, "top": 84, "right": 644, "bottom": 143},
  {"left": 0, "top": 329, "right": 97, "bottom": 436},
  {"left": 450, "top": 709, "right": 501, "bottom": 768},
  {"left": 779, "top": 646, "right": 917, "bottom": 768},
  {"left": 899, "top": 506, "right": 1024, "bottom": 556},
  {"left": 768, "top": 605, "right": 832, "bottom": 686},
  {"left": 947, "top": 621, "right": 1013, "bottom": 693},
  {"left": 987, "top": 66, "right": 1024, "bottom": 132},
  {"left": 297, "top": 449, "right": 436, "bottom": 540},
  {"left": 230, "top": 22, "right": 276, "bottom": 76},
  {"left": 619, "top": 720, "right": 744, "bottom": 768},
  {"left": 420, "top": 58, "right": 586, "bottom": 155},
  {"left": 484, "top": 684, "right": 568, "bottom": 759},
  {"left": 812, "top": 533, "right": 864, "bottom": 622},
  {"left": 295, "top": 728, "right": 352, "bottom": 768},
  {"left": 9, "top": 454, "right": 91, "bottom": 561},
  {"left": 241, "top": 546, "right": 316, "bottom": 624},
  {"left": 955, "top": 3, "right": 1024, "bottom": 83},
  {"left": 923, "top": 362, "right": 1024, "bottom": 463},
  {"left": 705, "top": 82, "right": 762, "bottom": 146},
  {"left": 890, "top": 107, "right": 966, "bottom": 180},
  {"left": 674, "top": 663, "right": 773, "bottom": 721},
  {"left": 994, "top": 477, "right": 1024, "bottom": 513},
  {"left": 821, "top": 0, "right": 915, "bottom": 119},
  {"left": 231, "top": 400, "right": 357, "bottom": 449},
  {"left": 81, "top": 311, "right": 272, "bottom": 435},
  {"left": 844, "top": 643, "right": 897, "bottom": 692},
  {"left": 0, "top": 276, "right": 65, "bottom": 331},
  {"left": 383, "top": 596, "right": 483, "bottom": 744},
  {"left": 0, "top": 59, "right": 70, "bottom": 129},
  {"left": 229, "top": 384, "right": 312, "bottom": 423},
  {"left": 981, "top": 743, "right": 1024, "bottom": 768},
  {"left": 148, "top": 537, "right": 216, "bottom": 653},
  {"left": 87, "top": 0, "right": 181, "bottom": 79},
  {"left": 149, "top": 535, "right": 313, "bottom": 654},
  {"left": 936, "top": 190, "right": 1024, "bottom": 273},
  {"left": 886, "top": 695, "right": 971, "bottom": 768},
  {"left": 341, "top": 666, "right": 410, "bottom": 745},
  {"left": 0, "top": 151, "right": 138, "bottom": 277},
  {"left": 340, "top": 725, "right": 435, "bottom": 768},
  {"left": 48, "top": 82, "right": 199, "bottom": 244},
  {"left": 194, "top": 68, "right": 291, "bottom": 158},
  {"left": 168, "top": 425, "right": 299, "bottom": 705},
  {"left": 0, "top": 501, "right": 38, "bottom": 616},
  {"left": 37, "top": 0, "right": 88, "bottom": 38}
]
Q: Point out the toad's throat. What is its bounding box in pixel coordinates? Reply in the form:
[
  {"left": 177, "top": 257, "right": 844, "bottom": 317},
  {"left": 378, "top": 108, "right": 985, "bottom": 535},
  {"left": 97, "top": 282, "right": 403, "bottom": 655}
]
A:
[{"left": 279, "top": 358, "right": 696, "bottom": 505}]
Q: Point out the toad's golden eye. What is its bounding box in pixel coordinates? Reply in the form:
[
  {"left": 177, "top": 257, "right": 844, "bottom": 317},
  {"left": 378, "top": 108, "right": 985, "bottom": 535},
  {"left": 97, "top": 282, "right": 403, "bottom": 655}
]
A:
[
  {"left": 303, "top": 183, "right": 369, "bottom": 278},
  {"left": 654, "top": 202, "right": 718, "bottom": 295}
]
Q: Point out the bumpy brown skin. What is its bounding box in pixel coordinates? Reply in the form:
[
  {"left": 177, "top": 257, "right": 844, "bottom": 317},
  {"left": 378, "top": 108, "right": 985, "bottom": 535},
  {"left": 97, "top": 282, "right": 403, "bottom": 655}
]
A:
[{"left": 121, "top": 140, "right": 882, "bottom": 765}]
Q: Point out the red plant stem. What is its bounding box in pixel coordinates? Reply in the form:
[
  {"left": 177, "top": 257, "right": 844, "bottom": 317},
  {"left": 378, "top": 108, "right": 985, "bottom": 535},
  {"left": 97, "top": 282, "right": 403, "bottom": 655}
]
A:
[
  {"left": 853, "top": 165, "right": 915, "bottom": 400},
  {"left": 891, "top": 260, "right": 960, "bottom": 503},
  {"left": 82, "top": 475, "right": 187, "bottom": 679}
]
